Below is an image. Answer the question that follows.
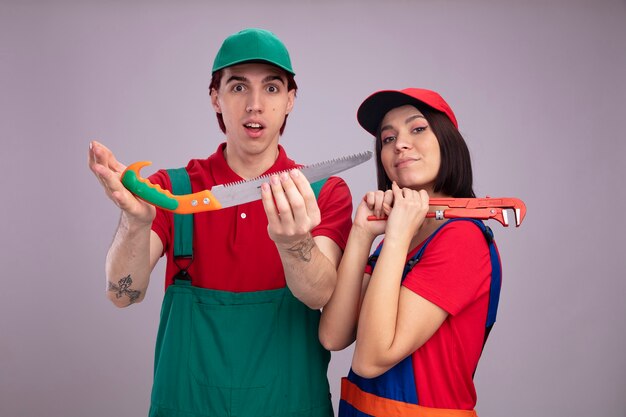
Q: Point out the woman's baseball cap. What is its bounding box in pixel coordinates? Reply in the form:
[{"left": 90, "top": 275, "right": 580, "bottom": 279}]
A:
[
  {"left": 357, "top": 88, "right": 458, "bottom": 136},
  {"left": 212, "top": 28, "right": 295, "bottom": 75}
]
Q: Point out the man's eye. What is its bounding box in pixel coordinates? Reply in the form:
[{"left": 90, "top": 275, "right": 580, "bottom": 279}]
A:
[
  {"left": 233, "top": 84, "right": 245, "bottom": 92},
  {"left": 266, "top": 85, "right": 278, "bottom": 93}
]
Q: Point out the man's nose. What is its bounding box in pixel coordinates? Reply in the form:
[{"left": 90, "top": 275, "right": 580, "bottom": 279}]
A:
[{"left": 246, "top": 90, "right": 263, "bottom": 113}]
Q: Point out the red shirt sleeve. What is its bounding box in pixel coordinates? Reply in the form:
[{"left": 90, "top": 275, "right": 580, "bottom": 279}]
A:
[
  {"left": 402, "top": 221, "right": 492, "bottom": 316},
  {"left": 311, "top": 176, "right": 353, "bottom": 251}
]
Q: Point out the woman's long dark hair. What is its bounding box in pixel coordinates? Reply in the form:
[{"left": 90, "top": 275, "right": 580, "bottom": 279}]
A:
[{"left": 374, "top": 105, "right": 475, "bottom": 198}]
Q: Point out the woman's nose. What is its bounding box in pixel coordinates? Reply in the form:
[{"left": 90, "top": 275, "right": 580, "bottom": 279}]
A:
[{"left": 394, "top": 133, "right": 411, "bottom": 151}]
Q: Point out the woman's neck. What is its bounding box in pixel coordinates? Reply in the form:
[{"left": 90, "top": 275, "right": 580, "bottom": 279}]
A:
[{"left": 408, "top": 192, "right": 452, "bottom": 251}]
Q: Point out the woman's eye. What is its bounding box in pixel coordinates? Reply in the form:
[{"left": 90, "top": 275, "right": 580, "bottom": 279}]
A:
[
  {"left": 412, "top": 126, "right": 427, "bottom": 133},
  {"left": 382, "top": 136, "right": 395, "bottom": 145}
]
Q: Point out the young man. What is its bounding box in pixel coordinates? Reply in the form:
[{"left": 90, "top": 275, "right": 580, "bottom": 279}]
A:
[{"left": 88, "top": 28, "right": 352, "bottom": 417}]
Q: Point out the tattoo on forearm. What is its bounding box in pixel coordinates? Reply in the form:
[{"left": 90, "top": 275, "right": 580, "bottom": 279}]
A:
[
  {"left": 108, "top": 275, "right": 141, "bottom": 304},
  {"left": 287, "top": 237, "right": 315, "bottom": 262}
]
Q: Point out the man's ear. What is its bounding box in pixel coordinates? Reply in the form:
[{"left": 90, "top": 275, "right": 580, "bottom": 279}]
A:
[
  {"left": 210, "top": 88, "right": 221, "bottom": 113},
  {"left": 285, "top": 89, "right": 295, "bottom": 115}
]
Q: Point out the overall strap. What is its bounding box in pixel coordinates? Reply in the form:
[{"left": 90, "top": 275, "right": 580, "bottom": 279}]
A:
[
  {"left": 167, "top": 168, "right": 194, "bottom": 270},
  {"left": 310, "top": 178, "right": 327, "bottom": 199}
]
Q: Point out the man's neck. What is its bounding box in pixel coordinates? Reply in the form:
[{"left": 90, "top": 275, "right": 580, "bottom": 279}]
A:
[{"left": 222, "top": 144, "right": 280, "bottom": 180}]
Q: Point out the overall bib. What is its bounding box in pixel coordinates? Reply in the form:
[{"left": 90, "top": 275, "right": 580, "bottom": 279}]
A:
[
  {"left": 339, "top": 219, "right": 502, "bottom": 417},
  {"left": 148, "top": 168, "right": 333, "bottom": 417}
]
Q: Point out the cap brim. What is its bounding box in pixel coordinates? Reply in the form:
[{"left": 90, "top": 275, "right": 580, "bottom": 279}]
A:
[
  {"left": 212, "top": 58, "right": 295, "bottom": 75},
  {"left": 357, "top": 90, "right": 428, "bottom": 136}
]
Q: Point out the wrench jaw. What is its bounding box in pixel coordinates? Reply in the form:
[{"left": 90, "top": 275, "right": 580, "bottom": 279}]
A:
[
  {"left": 439, "top": 199, "right": 526, "bottom": 227},
  {"left": 500, "top": 210, "right": 509, "bottom": 227},
  {"left": 511, "top": 199, "right": 527, "bottom": 227},
  {"left": 496, "top": 198, "right": 526, "bottom": 227},
  {"left": 430, "top": 197, "right": 526, "bottom": 227}
]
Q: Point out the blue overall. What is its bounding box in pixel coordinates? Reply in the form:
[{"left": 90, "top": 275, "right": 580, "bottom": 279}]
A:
[{"left": 339, "top": 219, "right": 502, "bottom": 417}]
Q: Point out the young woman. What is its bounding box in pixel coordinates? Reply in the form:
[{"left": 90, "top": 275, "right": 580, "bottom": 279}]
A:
[{"left": 320, "top": 88, "right": 501, "bottom": 416}]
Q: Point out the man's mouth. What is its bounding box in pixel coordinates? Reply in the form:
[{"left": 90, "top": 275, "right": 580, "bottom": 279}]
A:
[{"left": 244, "top": 122, "right": 263, "bottom": 130}]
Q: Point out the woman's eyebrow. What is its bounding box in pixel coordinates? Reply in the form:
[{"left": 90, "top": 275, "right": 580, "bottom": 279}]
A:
[
  {"left": 405, "top": 114, "right": 426, "bottom": 124},
  {"left": 380, "top": 114, "right": 426, "bottom": 132},
  {"left": 380, "top": 124, "right": 393, "bottom": 133}
]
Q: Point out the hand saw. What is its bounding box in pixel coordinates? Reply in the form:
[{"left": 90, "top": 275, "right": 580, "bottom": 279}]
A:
[{"left": 121, "top": 151, "right": 373, "bottom": 214}]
